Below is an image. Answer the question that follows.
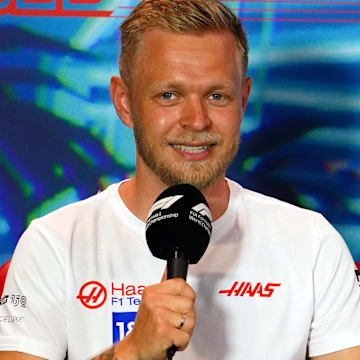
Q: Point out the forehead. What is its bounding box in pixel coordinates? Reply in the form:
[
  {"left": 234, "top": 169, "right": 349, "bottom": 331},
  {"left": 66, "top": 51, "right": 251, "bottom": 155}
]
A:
[
  {"left": 131, "top": 29, "right": 243, "bottom": 87},
  {"left": 140, "top": 28, "right": 237, "bottom": 51}
]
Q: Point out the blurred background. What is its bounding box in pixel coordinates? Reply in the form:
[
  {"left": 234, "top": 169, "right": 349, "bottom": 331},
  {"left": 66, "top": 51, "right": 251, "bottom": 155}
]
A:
[{"left": 0, "top": 0, "right": 359, "bottom": 265}]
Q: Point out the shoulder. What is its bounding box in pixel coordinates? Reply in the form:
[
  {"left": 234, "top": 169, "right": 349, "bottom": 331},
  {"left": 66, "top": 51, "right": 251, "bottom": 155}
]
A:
[
  {"left": 227, "top": 178, "right": 320, "bottom": 223},
  {"left": 20, "top": 182, "right": 123, "bottom": 248},
  {"left": 10, "top": 182, "right": 123, "bottom": 267},
  {"left": 34, "top": 182, "right": 120, "bottom": 227},
  {"left": 225, "top": 178, "right": 345, "bottom": 251}
]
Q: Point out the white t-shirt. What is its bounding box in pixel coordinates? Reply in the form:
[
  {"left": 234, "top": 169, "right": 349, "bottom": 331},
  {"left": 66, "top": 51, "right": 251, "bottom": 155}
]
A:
[{"left": 0, "top": 179, "right": 359, "bottom": 360}]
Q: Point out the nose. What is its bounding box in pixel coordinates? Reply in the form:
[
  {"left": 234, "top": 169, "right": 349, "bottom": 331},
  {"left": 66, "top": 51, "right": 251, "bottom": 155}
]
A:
[{"left": 179, "top": 96, "right": 211, "bottom": 132}]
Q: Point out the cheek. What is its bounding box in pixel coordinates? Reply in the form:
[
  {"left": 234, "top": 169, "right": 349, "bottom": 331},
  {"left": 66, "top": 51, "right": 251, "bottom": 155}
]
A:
[
  {"left": 211, "top": 107, "right": 242, "bottom": 135},
  {"left": 147, "top": 107, "right": 180, "bottom": 133}
]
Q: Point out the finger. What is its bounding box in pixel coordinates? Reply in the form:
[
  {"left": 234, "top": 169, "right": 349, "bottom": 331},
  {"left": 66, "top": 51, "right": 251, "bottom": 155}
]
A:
[
  {"left": 142, "top": 292, "right": 195, "bottom": 315},
  {"left": 155, "top": 308, "right": 195, "bottom": 334},
  {"left": 168, "top": 328, "right": 192, "bottom": 352},
  {"left": 147, "top": 278, "right": 196, "bottom": 300},
  {"left": 170, "top": 312, "right": 196, "bottom": 335}
]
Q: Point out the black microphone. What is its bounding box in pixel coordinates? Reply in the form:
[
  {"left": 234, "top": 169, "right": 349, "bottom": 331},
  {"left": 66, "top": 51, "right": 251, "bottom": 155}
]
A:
[{"left": 145, "top": 184, "right": 212, "bottom": 360}]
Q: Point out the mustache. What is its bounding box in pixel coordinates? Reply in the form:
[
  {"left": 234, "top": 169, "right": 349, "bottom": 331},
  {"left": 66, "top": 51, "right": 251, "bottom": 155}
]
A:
[{"left": 164, "top": 131, "right": 221, "bottom": 145}]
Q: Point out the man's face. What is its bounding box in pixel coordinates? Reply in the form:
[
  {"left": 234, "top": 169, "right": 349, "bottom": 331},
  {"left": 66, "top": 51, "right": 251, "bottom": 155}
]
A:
[{"left": 127, "top": 29, "right": 251, "bottom": 190}]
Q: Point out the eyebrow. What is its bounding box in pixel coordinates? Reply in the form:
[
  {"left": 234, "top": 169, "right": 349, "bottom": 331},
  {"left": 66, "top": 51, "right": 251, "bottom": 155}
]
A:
[{"left": 149, "top": 81, "right": 235, "bottom": 93}]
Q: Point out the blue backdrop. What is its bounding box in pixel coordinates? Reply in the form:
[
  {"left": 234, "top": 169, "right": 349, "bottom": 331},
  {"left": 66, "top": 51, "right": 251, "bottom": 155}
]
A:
[{"left": 1, "top": 0, "right": 360, "bottom": 265}]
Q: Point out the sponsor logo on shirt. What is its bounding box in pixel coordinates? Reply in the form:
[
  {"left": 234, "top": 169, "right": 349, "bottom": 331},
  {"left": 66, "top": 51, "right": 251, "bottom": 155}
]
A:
[
  {"left": 77, "top": 281, "right": 107, "bottom": 309},
  {"left": 0, "top": 294, "right": 27, "bottom": 307},
  {"left": 112, "top": 312, "right": 137, "bottom": 343},
  {"left": 0, "top": 296, "right": 8, "bottom": 305},
  {"left": 219, "top": 281, "right": 281, "bottom": 297},
  {"left": 111, "top": 282, "right": 145, "bottom": 307},
  {"left": 0, "top": 315, "right": 25, "bottom": 323},
  {"left": 76, "top": 281, "right": 145, "bottom": 309}
]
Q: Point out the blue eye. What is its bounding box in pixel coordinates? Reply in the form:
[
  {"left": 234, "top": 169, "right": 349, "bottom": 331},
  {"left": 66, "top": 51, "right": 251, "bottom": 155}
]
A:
[
  {"left": 211, "top": 93, "right": 223, "bottom": 100},
  {"left": 161, "top": 92, "right": 174, "bottom": 100}
]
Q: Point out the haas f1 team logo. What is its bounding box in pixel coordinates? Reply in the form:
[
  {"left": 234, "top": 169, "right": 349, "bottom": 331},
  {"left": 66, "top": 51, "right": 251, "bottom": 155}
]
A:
[
  {"left": 219, "top": 281, "right": 281, "bottom": 298},
  {"left": 77, "top": 281, "right": 107, "bottom": 309}
]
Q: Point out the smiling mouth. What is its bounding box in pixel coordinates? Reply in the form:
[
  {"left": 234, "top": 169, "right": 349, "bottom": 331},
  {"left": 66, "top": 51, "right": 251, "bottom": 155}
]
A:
[{"left": 172, "top": 144, "right": 211, "bottom": 153}]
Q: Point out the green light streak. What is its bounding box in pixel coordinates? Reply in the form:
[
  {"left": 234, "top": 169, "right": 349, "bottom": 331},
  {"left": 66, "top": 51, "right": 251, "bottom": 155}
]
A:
[
  {"left": 347, "top": 198, "right": 360, "bottom": 216},
  {"left": 2, "top": 83, "right": 16, "bottom": 101},
  {"left": 98, "top": 175, "right": 121, "bottom": 190},
  {"left": 297, "top": 194, "right": 320, "bottom": 210},
  {"left": 46, "top": 88, "right": 135, "bottom": 167},
  {"left": 70, "top": 0, "right": 121, "bottom": 50},
  {"left": 27, "top": 187, "right": 79, "bottom": 225},
  {"left": 243, "top": 157, "right": 259, "bottom": 172},
  {"left": 69, "top": 141, "right": 96, "bottom": 167},
  {"left": 35, "top": 84, "right": 48, "bottom": 110},
  {"left": 0, "top": 151, "right": 34, "bottom": 198},
  {"left": 38, "top": 54, "right": 52, "bottom": 74},
  {"left": 304, "top": 128, "right": 360, "bottom": 146},
  {"left": 53, "top": 163, "right": 64, "bottom": 178},
  {"left": 55, "top": 57, "right": 89, "bottom": 97},
  {"left": 263, "top": 86, "right": 360, "bottom": 112}
]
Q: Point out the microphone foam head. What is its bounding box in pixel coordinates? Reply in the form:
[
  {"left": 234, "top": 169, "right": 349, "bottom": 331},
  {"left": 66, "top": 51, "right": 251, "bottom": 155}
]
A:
[{"left": 145, "top": 184, "right": 212, "bottom": 264}]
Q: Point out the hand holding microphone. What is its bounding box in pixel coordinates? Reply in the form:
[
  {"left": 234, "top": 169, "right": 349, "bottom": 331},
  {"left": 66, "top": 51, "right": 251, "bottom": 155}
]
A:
[
  {"left": 121, "top": 184, "right": 212, "bottom": 360},
  {"left": 121, "top": 276, "right": 196, "bottom": 360}
]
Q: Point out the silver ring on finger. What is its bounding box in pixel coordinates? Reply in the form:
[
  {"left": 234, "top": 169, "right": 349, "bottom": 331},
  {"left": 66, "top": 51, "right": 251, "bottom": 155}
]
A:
[{"left": 178, "top": 314, "right": 186, "bottom": 329}]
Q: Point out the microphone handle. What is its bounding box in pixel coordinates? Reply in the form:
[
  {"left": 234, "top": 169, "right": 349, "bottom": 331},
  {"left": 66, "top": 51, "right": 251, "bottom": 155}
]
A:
[
  {"left": 167, "top": 248, "right": 189, "bottom": 280},
  {"left": 166, "top": 248, "right": 189, "bottom": 360}
]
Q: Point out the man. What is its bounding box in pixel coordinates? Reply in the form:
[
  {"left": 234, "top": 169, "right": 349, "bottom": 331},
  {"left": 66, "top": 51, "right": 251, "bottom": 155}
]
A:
[{"left": 0, "top": 0, "right": 359, "bottom": 359}]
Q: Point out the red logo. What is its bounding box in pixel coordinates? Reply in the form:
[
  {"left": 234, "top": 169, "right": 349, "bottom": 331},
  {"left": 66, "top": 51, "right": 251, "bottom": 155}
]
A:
[
  {"left": 219, "top": 281, "right": 281, "bottom": 298},
  {"left": 0, "top": 0, "right": 115, "bottom": 17},
  {"left": 77, "top": 281, "right": 107, "bottom": 309}
]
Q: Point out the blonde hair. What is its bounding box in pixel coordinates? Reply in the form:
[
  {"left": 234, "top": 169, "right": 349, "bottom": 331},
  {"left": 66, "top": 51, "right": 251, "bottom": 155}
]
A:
[{"left": 119, "top": 0, "right": 248, "bottom": 89}]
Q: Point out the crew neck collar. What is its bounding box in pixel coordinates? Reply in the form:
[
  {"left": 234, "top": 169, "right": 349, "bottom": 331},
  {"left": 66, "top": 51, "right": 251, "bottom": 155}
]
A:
[{"left": 112, "top": 178, "right": 241, "bottom": 238}]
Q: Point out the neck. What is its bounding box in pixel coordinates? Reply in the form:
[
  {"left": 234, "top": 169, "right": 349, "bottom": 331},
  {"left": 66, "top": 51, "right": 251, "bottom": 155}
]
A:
[{"left": 118, "top": 164, "right": 230, "bottom": 223}]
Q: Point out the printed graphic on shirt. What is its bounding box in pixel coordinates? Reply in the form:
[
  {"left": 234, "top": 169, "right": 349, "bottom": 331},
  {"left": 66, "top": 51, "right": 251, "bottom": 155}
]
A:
[
  {"left": 0, "top": 315, "right": 24, "bottom": 324},
  {"left": 0, "top": 295, "right": 9, "bottom": 306},
  {"left": 77, "top": 281, "right": 145, "bottom": 309},
  {"left": 77, "top": 281, "right": 107, "bottom": 309},
  {"left": 219, "top": 281, "right": 281, "bottom": 297},
  {"left": 111, "top": 282, "right": 145, "bottom": 308},
  {"left": 112, "top": 312, "right": 137, "bottom": 343},
  {"left": 0, "top": 294, "right": 27, "bottom": 307},
  {"left": 355, "top": 269, "right": 360, "bottom": 286}
]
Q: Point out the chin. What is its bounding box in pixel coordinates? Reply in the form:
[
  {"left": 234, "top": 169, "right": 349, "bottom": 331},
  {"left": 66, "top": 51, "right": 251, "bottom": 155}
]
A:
[{"left": 157, "top": 160, "right": 224, "bottom": 191}]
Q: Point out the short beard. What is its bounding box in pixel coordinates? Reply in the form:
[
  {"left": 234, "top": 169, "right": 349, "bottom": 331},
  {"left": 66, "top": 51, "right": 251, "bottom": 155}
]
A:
[{"left": 133, "top": 115, "right": 239, "bottom": 190}]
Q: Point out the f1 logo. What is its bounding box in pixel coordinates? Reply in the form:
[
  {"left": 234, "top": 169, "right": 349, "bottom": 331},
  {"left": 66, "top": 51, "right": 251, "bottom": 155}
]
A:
[
  {"left": 77, "top": 281, "right": 107, "bottom": 309},
  {"left": 192, "top": 203, "right": 212, "bottom": 221},
  {"left": 148, "top": 195, "right": 183, "bottom": 216}
]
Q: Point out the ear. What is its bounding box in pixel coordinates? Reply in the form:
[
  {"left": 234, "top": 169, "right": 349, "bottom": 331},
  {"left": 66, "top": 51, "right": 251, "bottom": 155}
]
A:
[
  {"left": 241, "top": 76, "right": 252, "bottom": 115},
  {"left": 110, "top": 76, "right": 134, "bottom": 129}
]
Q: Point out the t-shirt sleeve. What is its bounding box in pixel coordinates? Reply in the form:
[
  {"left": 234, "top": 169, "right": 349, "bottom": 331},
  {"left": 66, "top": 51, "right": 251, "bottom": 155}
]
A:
[
  {"left": 0, "top": 219, "right": 67, "bottom": 360},
  {"left": 308, "top": 213, "right": 360, "bottom": 357}
]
